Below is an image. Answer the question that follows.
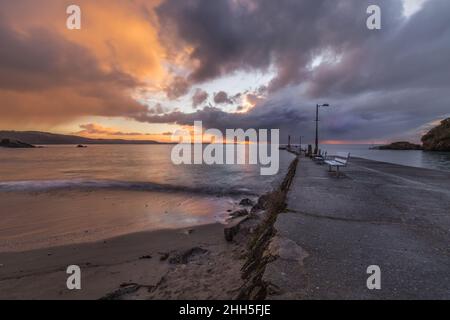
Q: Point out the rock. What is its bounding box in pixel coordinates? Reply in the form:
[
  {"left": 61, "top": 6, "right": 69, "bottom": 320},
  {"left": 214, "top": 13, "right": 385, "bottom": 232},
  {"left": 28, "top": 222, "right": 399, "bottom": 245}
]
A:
[
  {"left": 239, "top": 198, "right": 255, "bottom": 206},
  {"left": 139, "top": 255, "right": 152, "bottom": 260},
  {"left": 371, "top": 141, "right": 423, "bottom": 150},
  {"left": 169, "top": 247, "right": 208, "bottom": 264},
  {"left": 224, "top": 215, "right": 249, "bottom": 242},
  {"left": 422, "top": 118, "right": 450, "bottom": 151},
  {"left": 229, "top": 209, "right": 248, "bottom": 218},
  {"left": 159, "top": 252, "right": 170, "bottom": 261},
  {"left": 254, "top": 194, "right": 270, "bottom": 210},
  {"left": 0, "top": 138, "right": 35, "bottom": 148},
  {"left": 182, "top": 229, "right": 195, "bottom": 235}
]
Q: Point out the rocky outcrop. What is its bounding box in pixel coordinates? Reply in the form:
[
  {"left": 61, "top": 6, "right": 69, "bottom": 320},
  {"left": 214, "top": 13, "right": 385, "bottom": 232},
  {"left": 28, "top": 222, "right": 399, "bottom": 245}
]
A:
[
  {"left": 0, "top": 138, "right": 35, "bottom": 148},
  {"left": 372, "top": 141, "right": 422, "bottom": 150},
  {"left": 422, "top": 118, "right": 450, "bottom": 151}
]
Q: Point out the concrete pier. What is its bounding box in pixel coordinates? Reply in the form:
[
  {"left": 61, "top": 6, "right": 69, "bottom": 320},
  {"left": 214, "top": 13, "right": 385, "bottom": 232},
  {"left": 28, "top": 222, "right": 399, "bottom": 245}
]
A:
[{"left": 264, "top": 156, "right": 450, "bottom": 299}]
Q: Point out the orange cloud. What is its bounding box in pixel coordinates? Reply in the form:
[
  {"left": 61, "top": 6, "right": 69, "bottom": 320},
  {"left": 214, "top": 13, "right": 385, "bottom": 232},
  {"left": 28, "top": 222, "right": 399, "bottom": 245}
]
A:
[
  {"left": 75, "top": 123, "right": 173, "bottom": 142},
  {"left": 76, "top": 123, "right": 146, "bottom": 136},
  {"left": 0, "top": 0, "right": 169, "bottom": 128}
]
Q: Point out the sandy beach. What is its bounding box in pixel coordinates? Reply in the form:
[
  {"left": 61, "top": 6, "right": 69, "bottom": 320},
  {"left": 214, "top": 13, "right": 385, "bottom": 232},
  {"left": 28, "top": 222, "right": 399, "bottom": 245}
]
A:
[
  {"left": 0, "top": 189, "right": 257, "bottom": 299},
  {"left": 0, "top": 222, "right": 250, "bottom": 299}
]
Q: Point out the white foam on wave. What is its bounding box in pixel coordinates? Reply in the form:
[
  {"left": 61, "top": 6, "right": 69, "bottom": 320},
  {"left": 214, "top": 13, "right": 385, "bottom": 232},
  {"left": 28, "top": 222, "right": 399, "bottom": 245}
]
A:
[{"left": 0, "top": 179, "right": 257, "bottom": 196}]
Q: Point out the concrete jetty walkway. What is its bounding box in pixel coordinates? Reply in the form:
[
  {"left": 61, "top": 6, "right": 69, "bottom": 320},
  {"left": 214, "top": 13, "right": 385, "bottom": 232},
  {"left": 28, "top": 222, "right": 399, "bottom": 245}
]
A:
[{"left": 264, "top": 156, "right": 450, "bottom": 299}]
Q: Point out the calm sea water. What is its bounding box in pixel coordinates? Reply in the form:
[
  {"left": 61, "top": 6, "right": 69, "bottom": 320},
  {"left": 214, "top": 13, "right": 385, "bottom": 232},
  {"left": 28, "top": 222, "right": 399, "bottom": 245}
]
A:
[
  {"left": 318, "top": 144, "right": 450, "bottom": 172},
  {"left": 0, "top": 144, "right": 295, "bottom": 195},
  {"left": 0, "top": 145, "right": 296, "bottom": 250}
]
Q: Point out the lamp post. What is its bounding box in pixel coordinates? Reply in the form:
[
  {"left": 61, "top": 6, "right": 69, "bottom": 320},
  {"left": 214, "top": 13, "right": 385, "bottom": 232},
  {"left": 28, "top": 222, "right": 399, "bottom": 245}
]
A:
[{"left": 314, "top": 103, "right": 330, "bottom": 155}]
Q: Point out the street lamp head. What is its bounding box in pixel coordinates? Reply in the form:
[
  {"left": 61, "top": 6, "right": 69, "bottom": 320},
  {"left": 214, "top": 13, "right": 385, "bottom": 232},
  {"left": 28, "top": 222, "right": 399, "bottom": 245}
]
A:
[{"left": 321, "top": 103, "right": 330, "bottom": 107}]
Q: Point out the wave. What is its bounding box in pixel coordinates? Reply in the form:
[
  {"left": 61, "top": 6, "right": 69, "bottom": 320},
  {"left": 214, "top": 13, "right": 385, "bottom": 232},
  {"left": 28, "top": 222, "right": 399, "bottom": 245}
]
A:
[{"left": 0, "top": 179, "right": 257, "bottom": 197}]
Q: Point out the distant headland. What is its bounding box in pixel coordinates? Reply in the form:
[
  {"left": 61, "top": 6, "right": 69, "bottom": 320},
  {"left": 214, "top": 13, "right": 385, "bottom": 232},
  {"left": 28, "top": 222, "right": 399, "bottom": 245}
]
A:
[
  {"left": 372, "top": 117, "right": 450, "bottom": 152},
  {"left": 371, "top": 141, "right": 422, "bottom": 150},
  {"left": 0, "top": 130, "right": 171, "bottom": 147}
]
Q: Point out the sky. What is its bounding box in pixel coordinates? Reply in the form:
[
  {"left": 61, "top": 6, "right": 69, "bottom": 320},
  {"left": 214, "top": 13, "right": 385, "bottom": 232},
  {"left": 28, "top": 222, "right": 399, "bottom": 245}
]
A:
[{"left": 0, "top": 0, "right": 448, "bottom": 143}]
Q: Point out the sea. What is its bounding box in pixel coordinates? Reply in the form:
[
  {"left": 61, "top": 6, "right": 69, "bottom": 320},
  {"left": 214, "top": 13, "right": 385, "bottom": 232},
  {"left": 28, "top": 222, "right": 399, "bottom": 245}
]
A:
[
  {"left": 0, "top": 145, "right": 295, "bottom": 250},
  {"left": 319, "top": 144, "right": 450, "bottom": 172},
  {"left": 0, "top": 144, "right": 294, "bottom": 194}
]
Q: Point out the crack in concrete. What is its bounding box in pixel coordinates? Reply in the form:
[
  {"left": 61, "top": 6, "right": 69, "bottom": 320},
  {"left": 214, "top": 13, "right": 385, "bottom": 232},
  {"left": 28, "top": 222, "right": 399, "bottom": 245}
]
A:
[{"left": 285, "top": 208, "right": 410, "bottom": 226}]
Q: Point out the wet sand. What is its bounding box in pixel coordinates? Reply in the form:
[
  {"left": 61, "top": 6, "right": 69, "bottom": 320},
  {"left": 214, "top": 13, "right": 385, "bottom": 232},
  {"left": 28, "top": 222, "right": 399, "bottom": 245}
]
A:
[{"left": 0, "top": 190, "right": 238, "bottom": 252}]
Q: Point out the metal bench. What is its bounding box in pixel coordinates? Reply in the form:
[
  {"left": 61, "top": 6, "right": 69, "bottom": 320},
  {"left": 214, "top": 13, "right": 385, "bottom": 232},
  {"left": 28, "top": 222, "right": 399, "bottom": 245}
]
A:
[{"left": 324, "top": 152, "right": 350, "bottom": 177}]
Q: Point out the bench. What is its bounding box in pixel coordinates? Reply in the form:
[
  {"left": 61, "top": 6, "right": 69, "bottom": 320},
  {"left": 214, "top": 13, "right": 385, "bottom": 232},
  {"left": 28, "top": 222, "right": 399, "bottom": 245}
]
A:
[{"left": 324, "top": 152, "right": 350, "bottom": 177}]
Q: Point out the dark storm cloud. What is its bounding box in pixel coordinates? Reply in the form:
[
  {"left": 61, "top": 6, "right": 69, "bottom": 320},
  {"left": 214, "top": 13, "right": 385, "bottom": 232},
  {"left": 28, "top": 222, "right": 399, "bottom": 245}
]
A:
[
  {"left": 165, "top": 76, "right": 190, "bottom": 99},
  {"left": 213, "top": 91, "right": 233, "bottom": 104},
  {"left": 192, "top": 88, "right": 209, "bottom": 108},
  {"left": 156, "top": 0, "right": 403, "bottom": 91},
  {"left": 135, "top": 90, "right": 309, "bottom": 142},
  {"left": 152, "top": 0, "right": 450, "bottom": 142},
  {"left": 307, "top": 0, "right": 450, "bottom": 97}
]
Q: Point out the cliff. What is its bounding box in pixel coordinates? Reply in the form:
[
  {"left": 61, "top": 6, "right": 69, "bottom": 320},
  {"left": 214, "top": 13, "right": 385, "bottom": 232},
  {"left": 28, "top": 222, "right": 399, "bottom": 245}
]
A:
[{"left": 421, "top": 118, "right": 450, "bottom": 152}]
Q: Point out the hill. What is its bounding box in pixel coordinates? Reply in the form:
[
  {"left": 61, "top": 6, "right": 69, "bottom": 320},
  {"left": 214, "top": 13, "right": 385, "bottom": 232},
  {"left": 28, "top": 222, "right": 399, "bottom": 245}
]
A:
[{"left": 0, "top": 131, "right": 164, "bottom": 145}]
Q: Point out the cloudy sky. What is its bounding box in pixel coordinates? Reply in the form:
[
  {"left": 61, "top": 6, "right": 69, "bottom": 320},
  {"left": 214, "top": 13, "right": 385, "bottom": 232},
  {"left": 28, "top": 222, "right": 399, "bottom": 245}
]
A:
[{"left": 0, "top": 0, "right": 448, "bottom": 143}]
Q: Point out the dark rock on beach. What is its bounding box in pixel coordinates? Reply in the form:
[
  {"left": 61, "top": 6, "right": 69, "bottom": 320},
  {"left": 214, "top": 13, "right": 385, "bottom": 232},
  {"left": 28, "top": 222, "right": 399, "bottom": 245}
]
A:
[
  {"left": 254, "top": 194, "right": 270, "bottom": 210},
  {"left": 0, "top": 138, "right": 35, "bottom": 148},
  {"left": 159, "top": 252, "right": 170, "bottom": 261},
  {"left": 169, "top": 247, "right": 209, "bottom": 264},
  {"left": 224, "top": 216, "right": 249, "bottom": 242},
  {"left": 371, "top": 141, "right": 422, "bottom": 150},
  {"left": 422, "top": 118, "right": 450, "bottom": 151},
  {"left": 239, "top": 198, "right": 255, "bottom": 206},
  {"left": 229, "top": 209, "right": 248, "bottom": 218}
]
